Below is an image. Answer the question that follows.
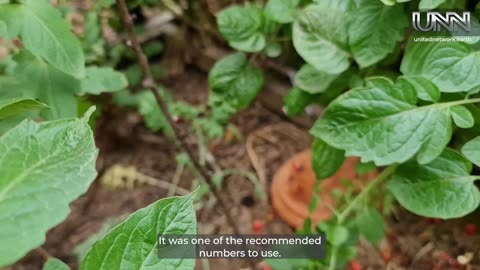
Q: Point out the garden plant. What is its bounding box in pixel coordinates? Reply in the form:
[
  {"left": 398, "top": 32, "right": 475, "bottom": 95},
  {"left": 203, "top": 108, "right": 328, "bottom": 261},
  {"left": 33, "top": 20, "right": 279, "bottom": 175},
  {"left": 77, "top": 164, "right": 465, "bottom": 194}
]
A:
[{"left": 0, "top": 0, "right": 480, "bottom": 269}]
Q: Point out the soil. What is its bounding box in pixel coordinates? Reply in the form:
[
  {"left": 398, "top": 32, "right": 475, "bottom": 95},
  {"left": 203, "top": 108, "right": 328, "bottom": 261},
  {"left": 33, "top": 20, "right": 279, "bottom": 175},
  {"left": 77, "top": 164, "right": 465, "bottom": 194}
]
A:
[{"left": 7, "top": 69, "right": 480, "bottom": 270}]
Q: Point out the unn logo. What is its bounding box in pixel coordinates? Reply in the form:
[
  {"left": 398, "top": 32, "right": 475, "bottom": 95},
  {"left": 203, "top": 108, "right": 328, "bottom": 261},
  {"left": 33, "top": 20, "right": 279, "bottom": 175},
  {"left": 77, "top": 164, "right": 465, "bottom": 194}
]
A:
[{"left": 412, "top": 12, "right": 470, "bottom": 32}]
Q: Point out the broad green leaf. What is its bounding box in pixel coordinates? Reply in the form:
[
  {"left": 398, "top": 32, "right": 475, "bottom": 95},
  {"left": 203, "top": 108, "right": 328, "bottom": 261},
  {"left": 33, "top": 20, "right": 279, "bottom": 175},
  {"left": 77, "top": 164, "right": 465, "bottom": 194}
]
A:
[
  {"left": 419, "top": 0, "right": 447, "bottom": 9},
  {"left": 78, "top": 66, "right": 128, "bottom": 95},
  {"left": 401, "top": 39, "right": 480, "bottom": 93},
  {"left": 388, "top": 149, "right": 480, "bottom": 219},
  {"left": 311, "top": 138, "right": 345, "bottom": 180},
  {"left": 451, "top": 105, "right": 474, "bottom": 128},
  {"left": 295, "top": 64, "right": 338, "bottom": 94},
  {"left": 208, "top": 53, "right": 263, "bottom": 109},
  {"left": 0, "top": 98, "right": 49, "bottom": 119},
  {"left": 283, "top": 87, "right": 314, "bottom": 116},
  {"left": 348, "top": 0, "right": 408, "bottom": 68},
  {"left": 354, "top": 207, "right": 384, "bottom": 244},
  {"left": 81, "top": 194, "right": 196, "bottom": 270},
  {"left": 309, "top": 77, "right": 480, "bottom": 166},
  {"left": 14, "top": 52, "right": 78, "bottom": 120},
  {"left": 265, "top": 0, "right": 300, "bottom": 23},
  {"left": 216, "top": 5, "right": 266, "bottom": 52},
  {"left": 0, "top": 108, "right": 98, "bottom": 267},
  {"left": 462, "top": 136, "right": 480, "bottom": 166},
  {"left": 228, "top": 33, "right": 266, "bottom": 53},
  {"left": 293, "top": 1, "right": 351, "bottom": 74},
  {"left": 43, "top": 258, "right": 70, "bottom": 270},
  {"left": 0, "top": 0, "right": 85, "bottom": 77},
  {"left": 398, "top": 76, "right": 440, "bottom": 102}
]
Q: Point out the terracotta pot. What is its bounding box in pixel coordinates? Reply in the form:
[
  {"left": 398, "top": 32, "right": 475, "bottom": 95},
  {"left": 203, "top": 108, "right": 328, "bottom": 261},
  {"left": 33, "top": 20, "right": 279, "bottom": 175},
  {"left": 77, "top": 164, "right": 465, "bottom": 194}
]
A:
[{"left": 271, "top": 149, "right": 378, "bottom": 229}]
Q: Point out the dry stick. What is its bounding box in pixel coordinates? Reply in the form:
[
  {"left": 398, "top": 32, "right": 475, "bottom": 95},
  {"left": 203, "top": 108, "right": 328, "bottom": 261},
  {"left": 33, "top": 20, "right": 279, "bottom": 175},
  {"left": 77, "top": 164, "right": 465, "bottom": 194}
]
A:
[{"left": 115, "top": 0, "right": 241, "bottom": 236}]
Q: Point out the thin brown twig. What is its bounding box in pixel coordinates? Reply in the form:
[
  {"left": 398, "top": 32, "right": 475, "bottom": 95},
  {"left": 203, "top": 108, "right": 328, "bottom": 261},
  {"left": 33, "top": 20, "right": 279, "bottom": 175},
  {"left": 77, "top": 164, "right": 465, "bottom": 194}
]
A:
[{"left": 115, "top": 0, "right": 241, "bottom": 235}]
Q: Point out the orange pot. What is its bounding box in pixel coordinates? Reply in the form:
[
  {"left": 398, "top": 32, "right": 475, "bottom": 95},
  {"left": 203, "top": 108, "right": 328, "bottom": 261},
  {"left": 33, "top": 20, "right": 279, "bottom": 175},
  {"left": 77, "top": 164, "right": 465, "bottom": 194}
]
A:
[{"left": 271, "top": 149, "right": 378, "bottom": 229}]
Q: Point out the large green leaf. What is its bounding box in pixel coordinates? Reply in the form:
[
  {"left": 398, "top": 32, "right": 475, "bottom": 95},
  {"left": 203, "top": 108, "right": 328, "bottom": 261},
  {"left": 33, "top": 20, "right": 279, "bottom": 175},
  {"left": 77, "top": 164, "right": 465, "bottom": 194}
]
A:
[
  {"left": 79, "top": 66, "right": 128, "bottom": 95},
  {"left": 310, "top": 77, "right": 480, "bottom": 166},
  {"left": 401, "top": 39, "right": 480, "bottom": 93},
  {"left": 311, "top": 138, "right": 345, "bottom": 180},
  {"left": 81, "top": 194, "right": 196, "bottom": 270},
  {"left": 43, "top": 258, "right": 70, "bottom": 270},
  {"left": 265, "top": 0, "right": 300, "bottom": 23},
  {"left": 0, "top": 0, "right": 85, "bottom": 78},
  {"left": 208, "top": 53, "right": 263, "bottom": 109},
  {"left": 14, "top": 52, "right": 79, "bottom": 120},
  {"left": 216, "top": 4, "right": 267, "bottom": 52},
  {"left": 293, "top": 1, "right": 351, "bottom": 74},
  {"left": 0, "top": 97, "right": 49, "bottom": 119},
  {"left": 388, "top": 149, "right": 480, "bottom": 219},
  {"left": 295, "top": 64, "right": 338, "bottom": 94},
  {"left": 348, "top": 0, "right": 407, "bottom": 68},
  {"left": 462, "top": 136, "right": 480, "bottom": 167},
  {"left": 0, "top": 109, "right": 98, "bottom": 267}
]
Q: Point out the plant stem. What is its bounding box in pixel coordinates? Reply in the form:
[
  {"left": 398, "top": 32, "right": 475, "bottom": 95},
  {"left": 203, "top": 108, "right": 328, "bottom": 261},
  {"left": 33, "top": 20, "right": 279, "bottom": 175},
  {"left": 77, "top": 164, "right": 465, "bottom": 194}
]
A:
[
  {"left": 327, "top": 165, "right": 397, "bottom": 270},
  {"left": 337, "top": 165, "right": 397, "bottom": 224},
  {"left": 115, "top": 0, "right": 241, "bottom": 235}
]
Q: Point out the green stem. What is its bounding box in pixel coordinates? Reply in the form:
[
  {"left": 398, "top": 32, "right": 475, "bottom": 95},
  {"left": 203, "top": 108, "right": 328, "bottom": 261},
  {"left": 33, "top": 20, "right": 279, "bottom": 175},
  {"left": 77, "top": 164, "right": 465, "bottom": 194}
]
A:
[
  {"left": 337, "top": 164, "right": 397, "bottom": 224},
  {"left": 328, "top": 246, "right": 338, "bottom": 270},
  {"left": 327, "top": 165, "right": 397, "bottom": 270}
]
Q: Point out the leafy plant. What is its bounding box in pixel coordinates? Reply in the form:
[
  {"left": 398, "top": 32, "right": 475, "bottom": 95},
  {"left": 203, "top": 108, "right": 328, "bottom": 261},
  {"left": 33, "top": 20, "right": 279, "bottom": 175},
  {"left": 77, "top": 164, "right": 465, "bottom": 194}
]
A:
[
  {"left": 213, "top": 0, "right": 480, "bottom": 268},
  {"left": 0, "top": 0, "right": 197, "bottom": 269}
]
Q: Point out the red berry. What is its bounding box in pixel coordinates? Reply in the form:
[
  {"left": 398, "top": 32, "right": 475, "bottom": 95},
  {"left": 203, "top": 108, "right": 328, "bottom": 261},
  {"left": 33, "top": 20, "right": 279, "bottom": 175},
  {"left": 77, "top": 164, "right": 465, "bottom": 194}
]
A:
[
  {"left": 464, "top": 224, "right": 477, "bottom": 235},
  {"left": 252, "top": 220, "right": 265, "bottom": 233},
  {"left": 349, "top": 260, "right": 363, "bottom": 270}
]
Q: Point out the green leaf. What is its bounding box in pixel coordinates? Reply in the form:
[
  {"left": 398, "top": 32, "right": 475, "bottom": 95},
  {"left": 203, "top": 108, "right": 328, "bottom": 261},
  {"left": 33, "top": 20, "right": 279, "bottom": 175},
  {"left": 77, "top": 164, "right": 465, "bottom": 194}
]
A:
[
  {"left": 0, "top": 0, "right": 85, "bottom": 78},
  {"left": 462, "top": 136, "right": 480, "bottom": 167},
  {"left": 309, "top": 77, "right": 480, "bottom": 166},
  {"left": 78, "top": 66, "right": 128, "bottom": 95},
  {"left": 43, "top": 258, "right": 70, "bottom": 270},
  {"left": 354, "top": 161, "right": 376, "bottom": 175},
  {"left": 388, "top": 149, "right": 480, "bottom": 219},
  {"left": 265, "top": 0, "right": 300, "bottom": 23},
  {"left": 228, "top": 33, "right": 266, "bottom": 53},
  {"left": 401, "top": 39, "right": 480, "bottom": 93},
  {"left": 451, "top": 105, "right": 474, "bottom": 128},
  {"left": 398, "top": 76, "right": 440, "bottom": 102},
  {"left": 216, "top": 4, "right": 266, "bottom": 52},
  {"left": 14, "top": 52, "right": 79, "bottom": 120},
  {"left": 348, "top": 0, "right": 407, "bottom": 68},
  {"left": 81, "top": 194, "right": 196, "bottom": 270},
  {"left": 0, "top": 109, "right": 98, "bottom": 267},
  {"left": 0, "top": 97, "right": 49, "bottom": 119},
  {"left": 293, "top": 2, "right": 350, "bottom": 74},
  {"left": 325, "top": 224, "right": 349, "bottom": 246},
  {"left": 419, "top": 0, "right": 447, "bottom": 9},
  {"left": 295, "top": 64, "right": 338, "bottom": 94},
  {"left": 283, "top": 87, "right": 314, "bottom": 116},
  {"left": 354, "top": 208, "right": 384, "bottom": 244},
  {"left": 311, "top": 138, "right": 345, "bottom": 180},
  {"left": 264, "top": 42, "right": 282, "bottom": 58},
  {"left": 208, "top": 53, "right": 263, "bottom": 109},
  {"left": 137, "top": 91, "right": 170, "bottom": 133}
]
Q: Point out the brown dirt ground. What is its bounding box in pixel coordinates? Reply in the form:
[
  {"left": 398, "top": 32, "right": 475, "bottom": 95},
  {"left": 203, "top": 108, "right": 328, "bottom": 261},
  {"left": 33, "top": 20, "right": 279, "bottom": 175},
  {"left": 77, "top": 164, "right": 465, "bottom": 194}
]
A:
[{"left": 8, "top": 69, "right": 480, "bottom": 270}]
